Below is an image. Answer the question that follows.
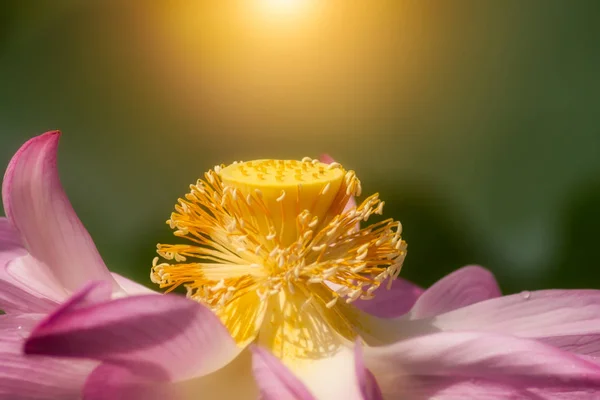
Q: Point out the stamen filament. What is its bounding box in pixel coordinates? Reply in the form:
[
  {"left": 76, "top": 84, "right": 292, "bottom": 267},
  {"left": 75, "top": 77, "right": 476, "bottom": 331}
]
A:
[{"left": 150, "top": 159, "right": 407, "bottom": 359}]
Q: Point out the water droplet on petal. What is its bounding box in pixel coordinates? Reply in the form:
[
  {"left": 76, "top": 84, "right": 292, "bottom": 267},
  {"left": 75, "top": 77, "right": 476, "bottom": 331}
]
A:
[
  {"left": 521, "top": 290, "right": 531, "bottom": 300},
  {"left": 15, "top": 326, "right": 28, "bottom": 338}
]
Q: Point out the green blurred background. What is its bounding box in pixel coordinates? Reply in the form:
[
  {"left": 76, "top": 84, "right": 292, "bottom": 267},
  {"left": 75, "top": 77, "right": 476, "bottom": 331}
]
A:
[{"left": 1, "top": 1, "right": 599, "bottom": 293}]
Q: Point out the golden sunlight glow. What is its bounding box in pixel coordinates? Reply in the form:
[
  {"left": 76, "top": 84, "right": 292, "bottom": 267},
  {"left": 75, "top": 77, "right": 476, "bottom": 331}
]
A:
[
  {"left": 259, "top": 0, "right": 309, "bottom": 17},
  {"left": 151, "top": 158, "right": 407, "bottom": 362}
]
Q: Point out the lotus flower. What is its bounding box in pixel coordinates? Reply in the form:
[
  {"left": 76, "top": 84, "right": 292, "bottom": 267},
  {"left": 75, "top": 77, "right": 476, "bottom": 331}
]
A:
[
  {"left": 0, "top": 132, "right": 379, "bottom": 399},
  {"left": 4, "top": 132, "right": 600, "bottom": 399}
]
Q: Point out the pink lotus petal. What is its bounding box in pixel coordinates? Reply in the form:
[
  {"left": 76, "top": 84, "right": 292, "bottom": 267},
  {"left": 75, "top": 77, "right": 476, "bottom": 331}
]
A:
[
  {"left": 0, "top": 276, "right": 58, "bottom": 314},
  {"left": 2, "top": 131, "right": 117, "bottom": 293},
  {"left": 83, "top": 364, "right": 172, "bottom": 400},
  {"left": 86, "top": 347, "right": 259, "bottom": 400},
  {"left": 0, "top": 313, "right": 96, "bottom": 400},
  {"left": 0, "top": 218, "right": 61, "bottom": 313},
  {"left": 112, "top": 273, "right": 156, "bottom": 295},
  {"left": 251, "top": 346, "right": 315, "bottom": 400},
  {"left": 37, "top": 281, "right": 113, "bottom": 330},
  {"left": 290, "top": 346, "right": 372, "bottom": 400},
  {"left": 410, "top": 265, "right": 501, "bottom": 318},
  {"left": 251, "top": 343, "right": 383, "bottom": 400},
  {"left": 354, "top": 342, "right": 383, "bottom": 400},
  {"left": 365, "top": 331, "right": 600, "bottom": 399},
  {"left": 395, "top": 377, "right": 597, "bottom": 400},
  {"left": 0, "top": 217, "right": 23, "bottom": 253},
  {"left": 318, "top": 154, "right": 336, "bottom": 165},
  {"left": 354, "top": 278, "right": 423, "bottom": 318},
  {"left": 348, "top": 267, "right": 501, "bottom": 345},
  {"left": 25, "top": 287, "right": 241, "bottom": 381},
  {"left": 431, "top": 289, "right": 600, "bottom": 357},
  {"left": 1, "top": 255, "right": 69, "bottom": 310},
  {"left": 0, "top": 314, "right": 42, "bottom": 331}
]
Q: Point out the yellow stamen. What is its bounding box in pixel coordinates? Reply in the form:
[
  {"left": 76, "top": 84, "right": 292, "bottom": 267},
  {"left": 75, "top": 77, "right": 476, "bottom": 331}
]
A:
[{"left": 151, "top": 158, "right": 407, "bottom": 360}]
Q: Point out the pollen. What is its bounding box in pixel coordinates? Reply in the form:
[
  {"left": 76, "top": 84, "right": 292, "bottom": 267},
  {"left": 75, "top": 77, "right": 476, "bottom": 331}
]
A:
[{"left": 151, "top": 158, "right": 407, "bottom": 361}]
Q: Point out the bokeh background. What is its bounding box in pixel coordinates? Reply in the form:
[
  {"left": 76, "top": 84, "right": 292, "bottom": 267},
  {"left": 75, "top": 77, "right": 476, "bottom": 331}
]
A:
[{"left": 1, "top": 1, "right": 599, "bottom": 293}]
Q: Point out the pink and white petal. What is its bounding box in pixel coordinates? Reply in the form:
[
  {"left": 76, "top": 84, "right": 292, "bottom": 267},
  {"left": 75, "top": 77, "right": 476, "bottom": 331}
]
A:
[
  {"left": 354, "top": 342, "right": 383, "bottom": 400},
  {"left": 0, "top": 218, "right": 62, "bottom": 313},
  {"left": 41, "top": 281, "right": 113, "bottom": 321},
  {"left": 82, "top": 364, "right": 173, "bottom": 400},
  {"left": 0, "top": 313, "right": 45, "bottom": 335},
  {"left": 396, "top": 377, "right": 583, "bottom": 400},
  {"left": 0, "top": 277, "right": 57, "bottom": 314},
  {"left": 364, "top": 331, "right": 600, "bottom": 399},
  {"left": 85, "top": 348, "right": 259, "bottom": 400},
  {"left": 111, "top": 273, "right": 156, "bottom": 296},
  {"left": 2, "top": 131, "right": 117, "bottom": 293},
  {"left": 0, "top": 217, "right": 23, "bottom": 252},
  {"left": 251, "top": 346, "right": 315, "bottom": 400},
  {"left": 177, "top": 348, "right": 258, "bottom": 400},
  {"left": 289, "top": 346, "right": 368, "bottom": 400},
  {"left": 410, "top": 265, "right": 501, "bottom": 319},
  {"left": 0, "top": 314, "right": 96, "bottom": 400},
  {"left": 333, "top": 268, "right": 499, "bottom": 345},
  {"left": 1, "top": 254, "right": 70, "bottom": 312},
  {"left": 318, "top": 154, "right": 336, "bottom": 165},
  {"left": 431, "top": 289, "right": 600, "bottom": 356},
  {"left": 354, "top": 278, "right": 423, "bottom": 318},
  {"left": 25, "top": 289, "right": 241, "bottom": 381}
]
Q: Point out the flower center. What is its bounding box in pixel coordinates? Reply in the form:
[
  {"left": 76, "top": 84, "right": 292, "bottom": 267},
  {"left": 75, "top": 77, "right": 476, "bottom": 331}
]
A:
[
  {"left": 219, "top": 159, "right": 348, "bottom": 247},
  {"left": 151, "top": 158, "right": 406, "bottom": 360}
]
